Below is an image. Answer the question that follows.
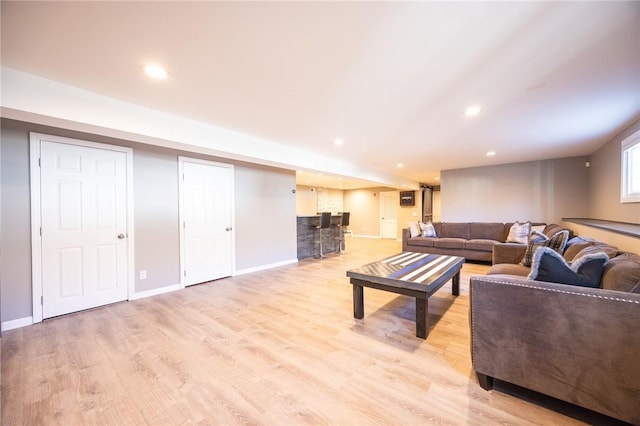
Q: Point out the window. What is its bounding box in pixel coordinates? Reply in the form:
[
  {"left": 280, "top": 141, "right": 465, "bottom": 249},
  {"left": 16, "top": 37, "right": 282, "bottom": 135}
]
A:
[{"left": 621, "top": 130, "right": 640, "bottom": 203}]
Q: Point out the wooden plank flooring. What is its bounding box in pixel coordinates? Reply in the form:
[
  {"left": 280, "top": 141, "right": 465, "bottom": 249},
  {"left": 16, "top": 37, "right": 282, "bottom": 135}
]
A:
[{"left": 1, "top": 238, "right": 615, "bottom": 425}]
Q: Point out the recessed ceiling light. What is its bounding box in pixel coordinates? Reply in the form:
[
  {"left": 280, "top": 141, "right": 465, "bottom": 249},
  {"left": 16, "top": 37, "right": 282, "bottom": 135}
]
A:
[
  {"left": 333, "top": 138, "right": 344, "bottom": 146},
  {"left": 434, "top": 176, "right": 440, "bottom": 181},
  {"left": 143, "top": 64, "right": 169, "bottom": 80},
  {"left": 464, "top": 104, "right": 482, "bottom": 117},
  {"left": 486, "top": 151, "right": 496, "bottom": 157},
  {"left": 396, "top": 163, "right": 404, "bottom": 168}
]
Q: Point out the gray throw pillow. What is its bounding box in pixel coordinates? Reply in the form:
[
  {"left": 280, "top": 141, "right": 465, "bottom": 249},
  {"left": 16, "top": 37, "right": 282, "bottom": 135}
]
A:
[
  {"left": 528, "top": 247, "right": 609, "bottom": 288},
  {"left": 521, "top": 230, "right": 569, "bottom": 267}
]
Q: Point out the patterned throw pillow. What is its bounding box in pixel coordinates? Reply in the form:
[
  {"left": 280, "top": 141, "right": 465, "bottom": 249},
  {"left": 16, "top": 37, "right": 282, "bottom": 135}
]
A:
[
  {"left": 521, "top": 230, "right": 569, "bottom": 267},
  {"left": 419, "top": 221, "right": 437, "bottom": 237},
  {"left": 506, "top": 221, "right": 531, "bottom": 244},
  {"left": 528, "top": 247, "right": 609, "bottom": 288},
  {"left": 408, "top": 221, "right": 421, "bottom": 238}
]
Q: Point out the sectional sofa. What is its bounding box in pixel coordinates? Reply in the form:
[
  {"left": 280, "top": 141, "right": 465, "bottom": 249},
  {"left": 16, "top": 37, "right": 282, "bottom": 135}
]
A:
[
  {"left": 470, "top": 235, "right": 640, "bottom": 424},
  {"left": 402, "top": 222, "right": 549, "bottom": 262}
]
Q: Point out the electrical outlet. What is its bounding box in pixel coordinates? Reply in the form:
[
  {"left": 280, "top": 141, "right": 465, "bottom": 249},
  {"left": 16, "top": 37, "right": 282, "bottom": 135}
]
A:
[{"left": 139, "top": 270, "right": 147, "bottom": 280}]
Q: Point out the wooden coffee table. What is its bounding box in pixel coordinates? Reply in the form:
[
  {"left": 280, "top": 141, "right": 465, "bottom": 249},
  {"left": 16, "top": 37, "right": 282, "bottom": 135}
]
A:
[{"left": 346, "top": 252, "right": 465, "bottom": 339}]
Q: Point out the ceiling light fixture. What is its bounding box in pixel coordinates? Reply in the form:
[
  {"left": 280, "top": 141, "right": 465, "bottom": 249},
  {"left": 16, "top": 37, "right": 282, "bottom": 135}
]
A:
[
  {"left": 333, "top": 138, "right": 344, "bottom": 146},
  {"left": 396, "top": 163, "right": 404, "bottom": 168},
  {"left": 143, "top": 64, "right": 169, "bottom": 80},
  {"left": 464, "top": 104, "right": 482, "bottom": 117},
  {"left": 486, "top": 151, "right": 497, "bottom": 157}
]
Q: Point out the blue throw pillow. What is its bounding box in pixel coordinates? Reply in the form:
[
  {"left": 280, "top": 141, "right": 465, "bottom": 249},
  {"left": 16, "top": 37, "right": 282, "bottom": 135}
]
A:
[{"left": 527, "top": 247, "right": 609, "bottom": 288}]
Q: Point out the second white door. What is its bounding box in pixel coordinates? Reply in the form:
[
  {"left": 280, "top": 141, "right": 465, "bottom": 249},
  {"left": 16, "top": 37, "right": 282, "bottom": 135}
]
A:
[
  {"left": 380, "top": 191, "right": 398, "bottom": 239},
  {"left": 180, "top": 158, "right": 234, "bottom": 286}
]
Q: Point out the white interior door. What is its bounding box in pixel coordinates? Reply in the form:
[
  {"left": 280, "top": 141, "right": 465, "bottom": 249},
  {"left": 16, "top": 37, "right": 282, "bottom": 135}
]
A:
[
  {"left": 380, "top": 191, "right": 398, "bottom": 239},
  {"left": 180, "top": 158, "right": 233, "bottom": 286},
  {"left": 39, "top": 140, "right": 129, "bottom": 319}
]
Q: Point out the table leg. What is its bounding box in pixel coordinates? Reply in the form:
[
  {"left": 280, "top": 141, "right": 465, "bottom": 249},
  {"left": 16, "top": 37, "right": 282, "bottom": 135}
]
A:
[
  {"left": 416, "top": 297, "right": 428, "bottom": 339},
  {"left": 353, "top": 285, "right": 364, "bottom": 319},
  {"left": 452, "top": 271, "right": 460, "bottom": 296}
]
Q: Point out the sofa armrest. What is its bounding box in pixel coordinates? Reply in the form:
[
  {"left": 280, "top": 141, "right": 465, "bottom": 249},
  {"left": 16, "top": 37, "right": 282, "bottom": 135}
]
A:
[
  {"left": 492, "top": 242, "right": 526, "bottom": 265},
  {"left": 470, "top": 274, "right": 640, "bottom": 425}
]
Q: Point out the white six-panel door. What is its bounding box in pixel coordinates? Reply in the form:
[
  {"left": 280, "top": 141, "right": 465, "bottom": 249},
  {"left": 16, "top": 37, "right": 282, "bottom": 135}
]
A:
[
  {"left": 380, "top": 191, "right": 398, "bottom": 239},
  {"left": 179, "top": 157, "right": 234, "bottom": 286},
  {"left": 31, "top": 134, "right": 132, "bottom": 321}
]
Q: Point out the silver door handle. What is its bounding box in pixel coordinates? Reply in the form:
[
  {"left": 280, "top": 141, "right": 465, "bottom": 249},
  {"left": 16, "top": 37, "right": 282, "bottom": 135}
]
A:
[
  {"left": 117, "top": 233, "right": 125, "bottom": 239},
  {"left": 226, "top": 227, "right": 232, "bottom": 232}
]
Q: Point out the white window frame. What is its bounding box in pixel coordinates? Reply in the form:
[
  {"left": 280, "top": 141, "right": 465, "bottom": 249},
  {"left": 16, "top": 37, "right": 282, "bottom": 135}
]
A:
[{"left": 621, "top": 130, "right": 640, "bottom": 203}]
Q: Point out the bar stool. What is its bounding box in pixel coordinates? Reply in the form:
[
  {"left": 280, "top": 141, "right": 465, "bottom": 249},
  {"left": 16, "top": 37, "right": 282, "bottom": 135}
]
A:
[
  {"left": 334, "top": 212, "right": 350, "bottom": 253},
  {"left": 310, "top": 212, "right": 332, "bottom": 258}
]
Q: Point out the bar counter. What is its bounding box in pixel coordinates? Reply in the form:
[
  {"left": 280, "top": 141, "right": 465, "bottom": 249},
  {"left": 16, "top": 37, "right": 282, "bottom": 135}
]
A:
[{"left": 297, "top": 215, "right": 345, "bottom": 259}]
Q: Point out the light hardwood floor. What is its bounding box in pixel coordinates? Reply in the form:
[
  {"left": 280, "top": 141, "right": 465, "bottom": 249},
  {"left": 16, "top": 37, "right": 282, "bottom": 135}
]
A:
[{"left": 1, "top": 238, "right": 612, "bottom": 425}]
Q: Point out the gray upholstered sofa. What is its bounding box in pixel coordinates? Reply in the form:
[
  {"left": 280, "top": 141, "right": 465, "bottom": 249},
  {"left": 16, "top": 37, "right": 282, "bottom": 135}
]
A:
[
  {"left": 470, "top": 235, "right": 640, "bottom": 424},
  {"left": 402, "top": 222, "right": 547, "bottom": 263}
]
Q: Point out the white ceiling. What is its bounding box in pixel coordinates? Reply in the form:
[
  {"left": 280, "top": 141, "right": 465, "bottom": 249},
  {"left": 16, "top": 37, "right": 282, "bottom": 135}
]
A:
[{"left": 2, "top": 1, "right": 639, "bottom": 190}]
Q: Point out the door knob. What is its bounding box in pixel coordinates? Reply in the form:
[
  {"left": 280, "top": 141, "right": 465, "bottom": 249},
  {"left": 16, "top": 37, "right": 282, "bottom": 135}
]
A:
[
  {"left": 225, "top": 227, "right": 232, "bottom": 232},
  {"left": 117, "top": 233, "right": 125, "bottom": 239}
]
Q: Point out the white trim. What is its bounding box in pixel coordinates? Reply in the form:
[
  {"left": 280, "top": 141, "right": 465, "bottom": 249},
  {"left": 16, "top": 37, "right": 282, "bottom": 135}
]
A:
[
  {"left": 178, "top": 156, "right": 235, "bottom": 288},
  {"left": 1, "top": 316, "right": 34, "bottom": 331},
  {"left": 234, "top": 258, "right": 298, "bottom": 276},
  {"left": 129, "top": 283, "right": 181, "bottom": 301},
  {"left": 29, "top": 133, "right": 135, "bottom": 323},
  {"left": 351, "top": 234, "right": 382, "bottom": 239},
  {"left": 621, "top": 129, "right": 640, "bottom": 203}
]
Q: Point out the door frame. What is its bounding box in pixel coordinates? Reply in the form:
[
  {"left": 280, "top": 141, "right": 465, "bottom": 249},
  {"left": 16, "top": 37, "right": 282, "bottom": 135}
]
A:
[
  {"left": 178, "top": 156, "right": 235, "bottom": 288},
  {"left": 30, "top": 133, "right": 135, "bottom": 324}
]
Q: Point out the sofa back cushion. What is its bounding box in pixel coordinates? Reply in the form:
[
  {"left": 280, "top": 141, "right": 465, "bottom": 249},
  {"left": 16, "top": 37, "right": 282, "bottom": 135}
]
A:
[
  {"left": 440, "top": 222, "right": 470, "bottom": 239},
  {"left": 470, "top": 222, "right": 506, "bottom": 241},
  {"left": 563, "top": 236, "right": 596, "bottom": 261},
  {"left": 544, "top": 224, "right": 574, "bottom": 239},
  {"left": 601, "top": 252, "right": 640, "bottom": 293}
]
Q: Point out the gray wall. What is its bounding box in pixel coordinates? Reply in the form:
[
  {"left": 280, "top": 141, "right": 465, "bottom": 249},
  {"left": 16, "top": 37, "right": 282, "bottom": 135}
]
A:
[
  {"left": 1, "top": 126, "right": 33, "bottom": 321},
  {"left": 0, "top": 119, "right": 297, "bottom": 322},
  {"left": 133, "top": 148, "right": 181, "bottom": 292},
  {"left": 441, "top": 156, "right": 590, "bottom": 223},
  {"left": 588, "top": 118, "right": 640, "bottom": 223}
]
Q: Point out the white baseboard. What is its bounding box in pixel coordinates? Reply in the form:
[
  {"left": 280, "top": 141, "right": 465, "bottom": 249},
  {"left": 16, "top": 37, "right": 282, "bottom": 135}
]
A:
[
  {"left": 351, "top": 234, "right": 382, "bottom": 239},
  {"left": 1, "top": 316, "right": 34, "bottom": 331},
  {"left": 130, "top": 283, "right": 181, "bottom": 300},
  {"left": 234, "top": 258, "right": 298, "bottom": 276}
]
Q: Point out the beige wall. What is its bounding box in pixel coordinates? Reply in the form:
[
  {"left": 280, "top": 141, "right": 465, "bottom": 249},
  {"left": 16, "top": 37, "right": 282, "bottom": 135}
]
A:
[
  {"left": 296, "top": 185, "right": 318, "bottom": 216},
  {"left": 441, "top": 156, "right": 590, "bottom": 224},
  {"left": 295, "top": 185, "right": 344, "bottom": 216},
  {"left": 588, "top": 118, "right": 640, "bottom": 223},
  {"left": 344, "top": 188, "right": 384, "bottom": 237}
]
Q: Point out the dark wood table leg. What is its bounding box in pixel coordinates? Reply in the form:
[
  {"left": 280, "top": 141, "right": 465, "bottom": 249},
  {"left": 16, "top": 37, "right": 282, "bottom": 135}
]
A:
[
  {"left": 415, "top": 297, "right": 428, "bottom": 339},
  {"left": 353, "top": 284, "right": 364, "bottom": 319},
  {"left": 452, "top": 271, "right": 460, "bottom": 296}
]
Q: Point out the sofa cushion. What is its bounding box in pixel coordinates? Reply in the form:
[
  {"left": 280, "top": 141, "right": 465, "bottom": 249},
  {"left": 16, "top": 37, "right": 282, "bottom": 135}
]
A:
[
  {"left": 506, "top": 221, "right": 531, "bottom": 244},
  {"left": 601, "top": 252, "right": 640, "bottom": 293},
  {"left": 528, "top": 247, "right": 608, "bottom": 288},
  {"left": 488, "top": 263, "right": 530, "bottom": 276},
  {"left": 419, "top": 221, "right": 437, "bottom": 237},
  {"left": 563, "top": 236, "right": 596, "bottom": 262},
  {"left": 440, "top": 222, "right": 470, "bottom": 239},
  {"left": 434, "top": 237, "right": 466, "bottom": 249},
  {"left": 573, "top": 242, "right": 618, "bottom": 261},
  {"left": 406, "top": 236, "right": 436, "bottom": 248},
  {"left": 470, "top": 222, "right": 505, "bottom": 241},
  {"left": 466, "top": 239, "right": 500, "bottom": 252},
  {"left": 521, "top": 230, "right": 569, "bottom": 267},
  {"left": 543, "top": 224, "right": 573, "bottom": 239}
]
